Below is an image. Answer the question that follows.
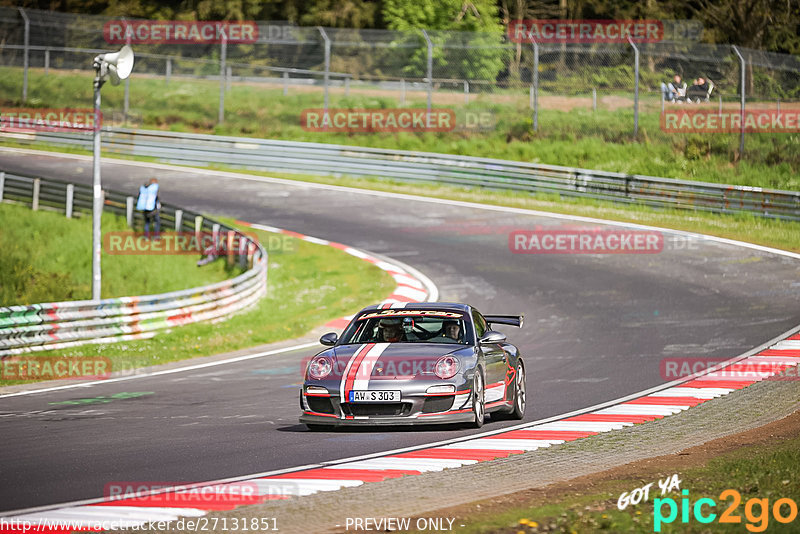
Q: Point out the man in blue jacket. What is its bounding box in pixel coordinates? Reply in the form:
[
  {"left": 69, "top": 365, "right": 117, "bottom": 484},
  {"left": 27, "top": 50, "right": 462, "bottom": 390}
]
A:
[{"left": 136, "top": 178, "right": 160, "bottom": 239}]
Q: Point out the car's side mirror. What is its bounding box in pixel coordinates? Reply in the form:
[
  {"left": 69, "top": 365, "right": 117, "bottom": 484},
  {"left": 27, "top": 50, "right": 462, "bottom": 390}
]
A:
[
  {"left": 319, "top": 332, "right": 338, "bottom": 346},
  {"left": 479, "top": 330, "right": 506, "bottom": 344}
]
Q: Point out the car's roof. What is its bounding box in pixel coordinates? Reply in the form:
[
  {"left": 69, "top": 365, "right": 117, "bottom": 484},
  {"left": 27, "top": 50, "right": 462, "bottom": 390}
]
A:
[{"left": 357, "top": 302, "right": 471, "bottom": 314}]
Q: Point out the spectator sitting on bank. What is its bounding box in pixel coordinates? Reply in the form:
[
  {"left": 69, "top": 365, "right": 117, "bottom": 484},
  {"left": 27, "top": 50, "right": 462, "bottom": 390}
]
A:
[
  {"left": 661, "top": 74, "right": 686, "bottom": 102},
  {"left": 686, "top": 77, "right": 710, "bottom": 102},
  {"left": 136, "top": 178, "right": 161, "bottom": 240}
]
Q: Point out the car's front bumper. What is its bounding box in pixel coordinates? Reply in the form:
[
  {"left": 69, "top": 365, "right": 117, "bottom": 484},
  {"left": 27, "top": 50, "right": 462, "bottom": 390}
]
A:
[{"left": 299, "top": 410, "right": 475, "bottom": 426}]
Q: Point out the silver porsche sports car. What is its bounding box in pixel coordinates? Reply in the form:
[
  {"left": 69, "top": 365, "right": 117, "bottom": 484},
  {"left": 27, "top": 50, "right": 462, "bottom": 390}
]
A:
[{"left": 299, "top": 302, "right": 525, "bottom": 429}]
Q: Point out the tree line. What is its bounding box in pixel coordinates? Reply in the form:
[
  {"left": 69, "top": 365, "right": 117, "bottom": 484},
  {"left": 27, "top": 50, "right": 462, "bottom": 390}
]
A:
[{"left": 5, "top": 0, "right": 799, "bottom": 54}]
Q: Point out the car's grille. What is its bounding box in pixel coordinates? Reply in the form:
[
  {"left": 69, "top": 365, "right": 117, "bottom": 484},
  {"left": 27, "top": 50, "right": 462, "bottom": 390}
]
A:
[
  {"left": 342, "top": 403, "right": 410, "bottom": 417},
  {"left": 307, "top": 396, "right": 335, "bottom": 414},
  {"left": 422, "top": 396, "right": 454, "bottom": 413}
]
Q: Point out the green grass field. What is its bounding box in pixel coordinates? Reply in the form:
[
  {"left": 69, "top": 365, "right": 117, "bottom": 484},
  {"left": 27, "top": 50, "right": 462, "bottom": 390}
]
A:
[
  {"left": 1, "top": 67, "right": 798, "bottom": 191},
  {"left": 0, "top": 217, "right": 395, "bottom": 386},
  {"left": 0, "top": 202, "right": 238, "bottom": 304}
]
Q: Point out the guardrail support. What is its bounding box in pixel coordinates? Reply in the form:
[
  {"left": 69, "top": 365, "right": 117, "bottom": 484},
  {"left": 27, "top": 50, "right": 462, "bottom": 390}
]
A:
[
  {"left": 227, "top": 231, "right": 235, "bottom": 266},
  {"left": 212, "top": 223, "right": 220, "bottom": 250},
  {"left": 66, "top": 184, "right": 74, "bottom": 218},
  {"left": 0, "top": 172, "right": 4, "bottom": 202},
  {"left": 174, "top": 209, "right": 183, "bottom": 231},
  {"left": 195, "top": 215, "right": 203, "bottom": 247},
  {"left": 32, "top": 178, "right": 40, "bottom": 211},
  {"left": 126, "top": 196, "right": 134, "bottom": 227},
  {"left": 239, "top": 236, "right": 248, "bottom": 269}
]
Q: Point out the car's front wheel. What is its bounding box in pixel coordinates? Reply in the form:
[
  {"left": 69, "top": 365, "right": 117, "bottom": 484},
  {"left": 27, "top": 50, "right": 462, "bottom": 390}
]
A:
[{"left": 470, "top": 370, "right": 485, "bottom": 428}]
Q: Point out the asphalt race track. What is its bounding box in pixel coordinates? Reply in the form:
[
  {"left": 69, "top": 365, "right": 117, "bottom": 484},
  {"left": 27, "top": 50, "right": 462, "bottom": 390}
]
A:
[{"left": 0, "top": 149, "right": 798, "bottom": 512}]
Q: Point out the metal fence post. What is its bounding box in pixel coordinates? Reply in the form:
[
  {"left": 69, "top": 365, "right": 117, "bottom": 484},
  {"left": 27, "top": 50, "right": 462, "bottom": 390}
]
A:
[
  {"left": 126, "top": 196, "right": 134, "bottom": 227},
  {"left": 218, "top": 30, "right": 227, "bottom": 125},
  {"left": 345, "top": 76, "right": 350, "bottom": 97},
  {"left": 464, "top": 80, "right": 469, "bottom": 104},
  {"left": 195, "top": 215, "right": 203, "bottom": 245},
  {"left": 593, "top": 88, "right": 598, "bottom": 112},
  {"left": 32, "top": 178, "right": 40, "bottom": 211},
  {"left": 629, "top": 37, "right": 639, "bottom": 138},
  {"left": 0, "top": 172, "right": 4, "bottom": 202},
  {"left": 66, "top": 184, "right": 74, "bottom": 218},
  {"left": 44, "top": 48, "right": 50, "bottom": 75},
  {"left": 400, "top": 78, "right": 406, "bottom": 106},
  {"left": 422, "top": 30, "right": 433, "bottom": 114},
  {"left": 174, "top": 209, "right": 183, "bottom": 231},
  {"left": 317, "top": 27, "right": 331, "bottom": 113},
  {"left": 226, "top": 65, "right": 232, "bottom": 92},
  {"left": 165, "top": 57, "right": 172, "bottom": 84},
  {"left": 19, "top": 8, "right": 29, "bottom": 103},
  {"left": 732, "top": 45, "right": 746, "bottom": 157},
  {"left": 212, "top": 223, "right": 221, "bottom": 250},
  {"left": 532, "top": 40, "right": 539, "bottom": 131},
  {"left": 283, "top": 71, "right": 288, "bottom": 96}
]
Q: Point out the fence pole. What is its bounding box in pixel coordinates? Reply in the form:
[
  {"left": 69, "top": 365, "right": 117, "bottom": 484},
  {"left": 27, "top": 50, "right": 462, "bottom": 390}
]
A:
[
  {"left": 422, "top": 29, "right": 433, "bottom": 114},
  {"left": 32, "top": 178, "right": 40, "bottom": 211},
  {"left": 283, "top": 71, "right": 288, "bottom": 96},
  {"left": 400, "top": 78, "right": 406, "bottom": 106},
  {"left": 464, "top": 80, "right": 469, "bottom": 104},
  {"left": 629, "top": 37, "right": 639, "bottom": 138},
  {"left": 174, "top": 209, "right": 183, "bottom": 231},
  {"left": 532, "top": 40, "right": 539, "bottom": 131},
  {"left": 218, "top": 31, "right": 227, "bottom": 125},
  {"left": 44, "top": 48, "right": 50, "bottom": 75},
  {"left": 317, "top": 27, "right": 331, "bottom": 113},
  {"left": 732, "top": 45, "right": 746, "bottom": 157},
  {"left": 124, "top": 78, "right": 130, "bottom": 122},
  {"left": 166, "top": 57, "right": 172, "bottom": 84},
  {"left": 126, "top": 196, "right": 134, "bottom": 227},
  {"left": 19, "top": 8, "right": 29, "bottom": 103},
  {"left": 660, "top": 88, "right": 663, "bottom": 113},
  {"left": 345, "top": 76, "right": 350, "bottom": 97},
  {"left": 66, "top": 184, "right": 74, "bottom": 218},
  {"left": 0, "top": 172, "right": 4, "bottom": 202},
  {"left": 226, "top": 66, "right": 232, "bottom": 92},
  {"left": 594, "top": 88, "right": 598, "bottom": 112}
]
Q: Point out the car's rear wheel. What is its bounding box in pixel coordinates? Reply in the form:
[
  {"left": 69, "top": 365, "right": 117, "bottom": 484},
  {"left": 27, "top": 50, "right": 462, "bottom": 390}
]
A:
[{"left": 470, "top": 370, "right": 485, "bottom": 428}]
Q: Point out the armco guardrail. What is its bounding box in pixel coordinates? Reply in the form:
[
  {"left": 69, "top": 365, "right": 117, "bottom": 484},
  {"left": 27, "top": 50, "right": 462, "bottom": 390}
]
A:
[
  {"left": 10, "top": 127, "right": 800, "bottom": 221},
  {"left": 0, "top": 171, "right": 268, "bottom": 357}
]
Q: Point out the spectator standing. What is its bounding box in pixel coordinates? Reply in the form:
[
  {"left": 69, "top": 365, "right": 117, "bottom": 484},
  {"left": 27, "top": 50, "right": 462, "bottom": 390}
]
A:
[{"left": 136, "top": 178, "right": 161, "bottom": 240}]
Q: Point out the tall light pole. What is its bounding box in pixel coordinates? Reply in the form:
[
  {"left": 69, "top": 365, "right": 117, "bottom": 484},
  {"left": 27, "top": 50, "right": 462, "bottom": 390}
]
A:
[{"left": 91, "top": 45, "right": 134, "bottom": 300}]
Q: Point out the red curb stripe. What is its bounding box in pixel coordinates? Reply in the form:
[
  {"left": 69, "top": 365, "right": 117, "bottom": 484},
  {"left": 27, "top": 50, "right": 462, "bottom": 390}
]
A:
[
  {"left": 484, "top": 430, "right": 598, "bottom": 440},
  {"left": 787, "top": 333, "right": 800, "bottom": 340},
  {"left": 391, "top": 449, "right": 522, "bottom": 461},
  {"left": 566, "top": 414, "right": 662, "bottom": 423},
  {"left": 626, "top": 396, "right": 707, "bottom": 407},
  {"left": 681, "top": 379, "right": 755, "bottom": 389},
  {"left": 757, "top": 349, "right": 800, "bottom": 357},
  {"left": 267, "top": 468, "right": 417, "bottom": 482}
]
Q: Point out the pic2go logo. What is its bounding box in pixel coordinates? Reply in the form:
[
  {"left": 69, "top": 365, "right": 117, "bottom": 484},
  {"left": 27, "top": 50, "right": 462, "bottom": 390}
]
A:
[{"left": 653, "top": 489, "right": 798, "bottom": 532}]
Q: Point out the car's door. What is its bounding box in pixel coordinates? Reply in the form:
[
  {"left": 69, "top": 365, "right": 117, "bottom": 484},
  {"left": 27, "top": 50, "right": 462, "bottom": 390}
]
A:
[{"left": 473, "top": 309, "right": 507, "bottom": 404}]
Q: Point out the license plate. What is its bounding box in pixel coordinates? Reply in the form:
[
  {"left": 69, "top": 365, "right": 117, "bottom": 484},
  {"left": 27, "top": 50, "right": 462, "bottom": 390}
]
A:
[{"left": 348, "top": 390, "right": 401, "bottom": 403}]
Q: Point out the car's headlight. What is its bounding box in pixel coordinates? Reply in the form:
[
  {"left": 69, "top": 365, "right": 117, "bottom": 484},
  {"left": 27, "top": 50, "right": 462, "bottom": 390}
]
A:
[
  {"left": 308, "top": 356, "right": 333, "bottom": 380},
  {"left": 434, "top": 355, "right": 459, "bottom": 379}
]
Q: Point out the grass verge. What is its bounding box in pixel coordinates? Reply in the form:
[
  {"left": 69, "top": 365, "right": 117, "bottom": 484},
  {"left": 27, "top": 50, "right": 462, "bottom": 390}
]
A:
[
  {"left": 0, "top": 201, "right": 236, "bottom": 304},
  {"left": 0, "top": 218, "right": 396, "bottom": 386},
  {"left": 1, "top": 67, "right": 799, "bottom": 190}
]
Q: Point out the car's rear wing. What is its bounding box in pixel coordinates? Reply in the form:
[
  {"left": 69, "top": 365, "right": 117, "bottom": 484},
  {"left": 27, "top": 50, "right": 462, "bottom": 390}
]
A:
[{"left": 484, "top": 314, "right": 524, "bottom": 328}]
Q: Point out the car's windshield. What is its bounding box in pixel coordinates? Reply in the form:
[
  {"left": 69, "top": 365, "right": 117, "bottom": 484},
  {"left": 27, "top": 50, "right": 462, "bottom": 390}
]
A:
[{"left": 340, "top": 310, "right": 469, "bottom": 345}]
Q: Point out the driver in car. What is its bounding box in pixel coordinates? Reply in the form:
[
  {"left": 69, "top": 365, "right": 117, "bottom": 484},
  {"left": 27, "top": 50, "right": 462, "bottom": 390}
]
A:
[
  {"left": 379, "top": 317, "right": 406, "bottom": 342},
  {"left": 443, "top": 320, "right": 461, "bottom": 342}
]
